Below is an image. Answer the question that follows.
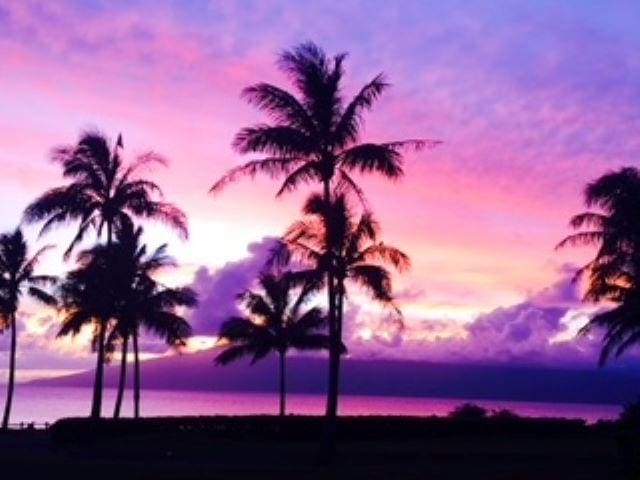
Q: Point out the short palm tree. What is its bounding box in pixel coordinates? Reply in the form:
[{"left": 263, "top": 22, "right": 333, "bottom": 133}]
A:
[
  {"left": 0, "top": 229, "right": 57, "bottom": 429},
  {"left": 211, "top": 42, "right": 435, "bottom": 442},
  {"left": 24, "top": 130, "right": 188, "bottom": 419},
  {"left": 57, "top": 235, "right": 120, "bottom": 418},
  {"left": 58, "top": 222, "right": 195, "bottom": 419},
  {"left": 106, "top": 224, "right": 196, "bottom": 418},
  {"left": 276, "top": 192, "right": 409, "bottom": 434},
  {"left": 557, "top": 167, "right": 640, "bottom": 364},
  {"left": 215, "top": 271, "right": 329, "bottom": 416}
]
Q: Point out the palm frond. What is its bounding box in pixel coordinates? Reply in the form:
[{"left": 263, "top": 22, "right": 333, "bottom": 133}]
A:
[
  {"left": 555, "top": 231, "right": 604, "bottom": 250},
  {"left": 214, "top": 344, "right": 253, "bottom": 366},
  {"left": 242, "top": 83, "right": 315, "bottom": 133},
  {"left": 349, "top": 264, "right": 393, "bottom": 302},
  {"left": 210, "top": 156, "right": 303, "bottom": 193},
  {"left": 27, "top": 286, "right": 58, "bottom": 307},
  {"left": 233, "top": 125, "right": 312, "bottom": 156},
  {"left": 334, "top": 73, "right": 388, "bottom": 147},
  {"left": 358, "top": 243, "right": 411, "bottom": 271},
  {"left": 338, "top": 143, "right": 404, "bottom": 179},
  {"left": 276, "top": 162, "right": 322, "bottom": 196}
]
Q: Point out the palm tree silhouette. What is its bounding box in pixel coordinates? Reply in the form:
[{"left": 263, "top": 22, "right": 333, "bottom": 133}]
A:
[
  {"left": 24, "top": 130, "right": 187, "bottom": 419},
  {"left": 0, "top": 229, "right": 57, "bottom": 429},
  {"left": 215, "top": 271, "right": 329, "bottom": 416},
  {"left": 275, "top": 192, "right": 409, "bottom": 438},
  {"left": 106, "top": 223, "right": 195, "bottom": 418},
  {"left": 211, "top": 42, "right": 436, "bottom": 442},
  {"left": 58, "top": 222, "right": 195, "bottom": 419},
  {"left": 558, "top": 167, "right": 640, "bottom": 364}
]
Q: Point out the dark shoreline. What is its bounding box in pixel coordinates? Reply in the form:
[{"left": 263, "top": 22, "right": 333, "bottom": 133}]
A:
[{"left": 1, "top": 414, "right": 636, "bottom": 479}]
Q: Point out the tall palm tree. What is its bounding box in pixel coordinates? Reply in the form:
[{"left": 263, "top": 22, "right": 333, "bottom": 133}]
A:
[
  {"left": 24, "top": 130, "right": 188, "bottom": 419},
  {"left": 558, "top": 167, "right": 640, "bottom": 365},
  {"left": 211, "top": 42, "right": 436, "bottom": 436},
  {"left": 215, "top": 272, "right": 329, "bottom": 416},
  {"left": 57, "top": 233, "right": 121, "bottom": 418},
  {"left": 0, "top": 229, "right": 57, "bottom": 429},
  {"left": 276, "top": 192, "right": 409, "bottom": 443}
]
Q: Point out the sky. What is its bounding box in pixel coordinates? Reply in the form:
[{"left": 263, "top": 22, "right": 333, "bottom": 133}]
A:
[{"left": 1, "top": 0, "right": 640, "bottom": 379}]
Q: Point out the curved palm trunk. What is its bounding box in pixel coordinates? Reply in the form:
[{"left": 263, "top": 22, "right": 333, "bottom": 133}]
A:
[
  {"left": 113, "top": 335, "right": 129, "bottom": 419},
  {"left": 90, "top": 223, "right": 113, "bottom": 420},
  {"left": 133, "top": 328, "right": 141, "bottom": 419},
  {"left": 2, "top": 313, "right": 17, "bottom": 430},
  {"left": 279, "top": 351, "right": 286, "bottom": 417}
]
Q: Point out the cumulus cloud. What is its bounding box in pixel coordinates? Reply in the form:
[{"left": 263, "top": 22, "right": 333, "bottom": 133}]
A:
[
  {"left": 187, "top": 237, "right": 280, "bottom": 335},
  {"left": 0, "top": 309, "right": 95, "bottom": 383},
  {"left": 344, "top": 266, "right": 613, "bottom": 367}
]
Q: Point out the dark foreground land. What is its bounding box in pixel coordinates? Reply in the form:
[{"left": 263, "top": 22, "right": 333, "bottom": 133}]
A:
[{"left": 0, "top": 415, "right": 637, "bottom": 479}]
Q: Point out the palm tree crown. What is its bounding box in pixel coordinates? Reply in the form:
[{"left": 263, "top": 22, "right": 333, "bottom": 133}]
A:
[
  {"left": 215, "top": 271, "right": 329, "bottom": 416},
  {"left": 211, "top": 41, "right": 438, "bottom": 198},
  {"left": 99, "top": 223, "right": 196, "bottom": 349},
  {"left": 558, "top": 167, "right": 640, "bottom": 364},
  {"left": 0, "top": 229, "right": 57, "bottom": 314},
  {"left": 0, "top": 228, "right": 57, "bottom": 429},
  {"left": 282, "top": 192, "right": 410, "bottom": 304},
  {"left": 24, "top": 130, "right": 187, "bottom": 258},
  {"left": 216, "top": 271, "right": 329, "bottom": 365}
]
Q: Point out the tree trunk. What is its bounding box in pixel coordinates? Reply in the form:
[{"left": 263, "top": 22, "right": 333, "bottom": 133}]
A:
[
  {"left": 336, "top": 279, "right": 345, "bottom": 351},
  {"left": 133, "top": 328, "right": 141, "bottom": 419},
  {"left": 279, "top": 351, "right": 286, "bottom": 417},
  {"left": 2, "top": 313, "right": 17, "bottom": 429},
  {"left": 322, "top": 179, "right": 340, "bottom": 457},
  {"left": 90, "top": 320, "right": 106, "bottom": 419},
  {"left": 113, "top": 335, "right": 129, "bottom": 419},
  {"left": 90, "top": 222, "right": 112, "bottom": 420}
]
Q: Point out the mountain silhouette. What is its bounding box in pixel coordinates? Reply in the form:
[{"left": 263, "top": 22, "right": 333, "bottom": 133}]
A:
[{"left": 29, "top": 350, "right": 640, "bottom": 405}]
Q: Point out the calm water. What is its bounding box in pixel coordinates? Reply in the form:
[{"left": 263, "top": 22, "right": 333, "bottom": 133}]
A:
[{"left": 4, "top": 385, "right": 622, "bottom": 425}]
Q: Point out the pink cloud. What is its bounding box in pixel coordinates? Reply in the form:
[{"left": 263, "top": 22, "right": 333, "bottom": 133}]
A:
[{"left": 0, "top": 0, "right": 639, "bottom": 372}]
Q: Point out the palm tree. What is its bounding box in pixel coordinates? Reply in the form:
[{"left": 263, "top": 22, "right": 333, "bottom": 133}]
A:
[
  {"left": 106, "top": 224, "right": 196, "bottom": 418},
  {"left": 215, "top": 272, "right": 329, "bottom": 416},
  {"left": 276, "top": 192, "right": 409, "bottom": 443},
  {"left": 211, "top": 41, "right": 436, "bottom": 435},
  {"left": 24, "top": 130, "right": 188, "bottom": 419},
  {"left": 0, "top": 229, "right": 57, "bottom": 429},
  {"left": 57, "top": 234, "right": 121, "bottom": 418},
  {"left": 558, "top": 167, "right": 640, "bottom": 365},
  {"left": 58, "top": 223, "right": 195, "bottom": 419},
  {"left": 128, "top": 282, "right": 195, "bottom": 419}
]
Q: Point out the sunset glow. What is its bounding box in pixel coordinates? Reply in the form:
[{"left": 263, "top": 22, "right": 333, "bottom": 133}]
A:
[{"left": 1, "top": 0, "right": 640, "bottom": 379}]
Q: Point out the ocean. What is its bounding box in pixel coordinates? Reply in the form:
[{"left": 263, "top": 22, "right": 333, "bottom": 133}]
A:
[{"left": 2, "top": 385, "right": 622, "bottom": 426}]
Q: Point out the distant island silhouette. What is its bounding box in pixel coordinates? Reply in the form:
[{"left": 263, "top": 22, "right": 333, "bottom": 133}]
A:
[{"left": 30, "top": 351, "right": 640, "bottom": 406}]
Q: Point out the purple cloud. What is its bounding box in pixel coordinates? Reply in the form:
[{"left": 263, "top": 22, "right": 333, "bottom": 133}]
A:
[
  {"left": 187, "top": 237, "right": 280, "bottom": 335},
  {"left": 343, "top": 266, "right": 617, "bottom": 367}
]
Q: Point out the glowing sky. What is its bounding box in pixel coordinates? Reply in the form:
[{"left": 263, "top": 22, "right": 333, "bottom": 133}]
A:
[{"left": 1, "top": 0, "right": 640, "bottom": 376}]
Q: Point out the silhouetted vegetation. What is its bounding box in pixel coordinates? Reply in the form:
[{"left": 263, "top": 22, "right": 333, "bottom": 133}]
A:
[
  {"left": 215, "top": 271, "right": 329, "bottom": 416},
  {"left": 0, "top": 229, "right": 57, "bottom": 429},
  {"left": 0, "top": 37, "right": 635, "bottom": 479},
  {"left": 558, "top": 167, "right": 640, "bottom": 364},
  {"left": 5, "top": 414, "right": 614, "bottom": 479},
  {"left": 57, "top": 222, "right": 196, "bottom": 418},
  {"left": 448, "top": 402, "right": 488, "bottom": 420},
  {"left": 24, "top": 130, "right": 190, "bottom": 419},
  {"left": 102, "top": 223, "right": 196, "bottom": 418},
  {"left": 210, "top": 42, "right": 438, "bottom": 453}
]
